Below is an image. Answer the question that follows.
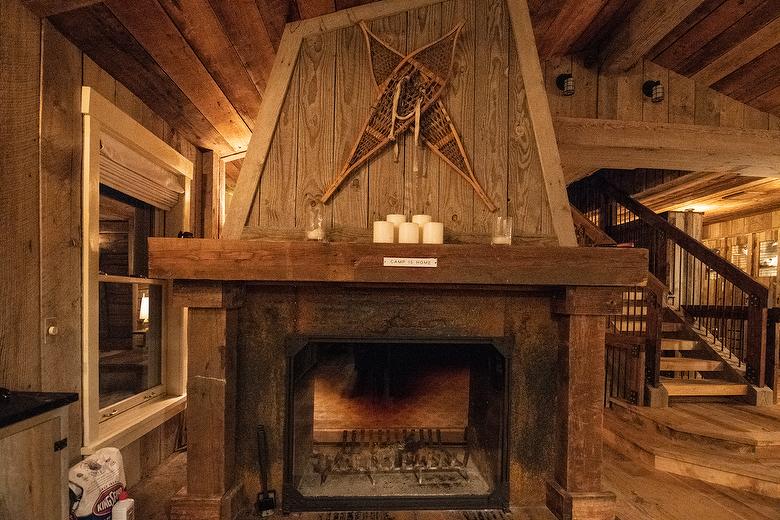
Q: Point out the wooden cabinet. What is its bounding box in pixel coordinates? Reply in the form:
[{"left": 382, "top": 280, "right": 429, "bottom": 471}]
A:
[{"left": 0, "top": 406, "right": 71, "bottom": 520}]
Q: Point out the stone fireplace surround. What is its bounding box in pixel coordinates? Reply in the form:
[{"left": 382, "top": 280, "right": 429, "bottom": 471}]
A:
[{"left": 148, "top": 239, "right": 647, "bottom": 520}]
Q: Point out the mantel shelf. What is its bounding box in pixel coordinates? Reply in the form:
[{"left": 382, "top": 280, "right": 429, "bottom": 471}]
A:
[{"left": 148, "top": 238, "right": 648, "bottom": 288}]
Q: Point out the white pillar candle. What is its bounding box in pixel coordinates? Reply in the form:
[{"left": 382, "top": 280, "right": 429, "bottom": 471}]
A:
[
  {"left": 398, "top": 222, "right": 420, "bottom": 244},
  {"left": 412, "top": 214, "right": 432, "bottom": 240},
  {"left": 372, "top": 221, "right": 394, "bottom": 243},
  {"left": 386, "top": 214, "right": 406, "bottom": 241},
  {"left": 422, "top": 222, "right": 444, "bottom": 244},
  {"left": 306, "top": 228, "right": 325, "bottom": 241}
]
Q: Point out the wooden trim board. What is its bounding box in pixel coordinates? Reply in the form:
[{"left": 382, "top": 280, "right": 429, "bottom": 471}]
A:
[
  {"left": 556, "top": 117, "right": 780, "bottom": 179},
  {"left": 81, "top": 87, "right": 193, "bottom": 179},
  {"left": 500, "top": 0, "right": 577, "bottom": 246}
]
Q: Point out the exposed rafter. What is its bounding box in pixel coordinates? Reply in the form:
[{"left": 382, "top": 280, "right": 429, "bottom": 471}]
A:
[
  {"left": 601, "top": 0, "right": 710, "bottom": 73},
  {"left": 537, "top": 0, "right": 610, "bottom": 57},
  {"left": 104, "top": 0, "right": 252, "bottom": 151},
  {"left": 21, "top": 0, "right": 101, "bottom": 17}
]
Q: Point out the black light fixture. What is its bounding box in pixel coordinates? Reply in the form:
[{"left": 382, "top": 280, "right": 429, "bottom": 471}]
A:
[
  {"left": 643, "top": 80, "right": 664, "bottom": 103},
  {"left": 555, "top": 73, "right": 575, "bottom": 96}
]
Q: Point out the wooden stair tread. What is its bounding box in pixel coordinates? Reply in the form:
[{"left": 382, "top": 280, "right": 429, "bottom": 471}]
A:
[
  {"left": 661, "top": 338, "right": 699, "bottom": 351},
  {"left": 660, "top": 357, "right": 724, "bottom": 372},
  {"left": 604, "top": 413, "right": 780, "bottom": 486},
  {"left": 661, "top": 378, "right": 749, "bottom": 396},
  {"left": 662, "top": 322, "right": 684, "bottom": 332},
  {"left": 608, "top": 399, "right": 780, "bottom": 448}
]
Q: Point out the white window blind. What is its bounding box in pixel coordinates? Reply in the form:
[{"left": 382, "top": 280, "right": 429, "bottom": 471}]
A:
[{"left": 99, "top": 133, "right": 184, "bottom": 210}]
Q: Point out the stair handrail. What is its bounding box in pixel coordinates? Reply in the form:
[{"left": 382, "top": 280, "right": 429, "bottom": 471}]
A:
[
  {"left": 598, "top": 180, "right": 769, "bottom": 303},
  {"left": 576, "top": 178, "right": 771, "bottom": 389}
]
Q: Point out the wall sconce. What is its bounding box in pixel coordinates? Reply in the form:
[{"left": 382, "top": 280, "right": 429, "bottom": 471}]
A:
[
  {"left": 556, "top": 74, "right": 575, "bottom": 96},
  {"left": 139, "top": 293, "right": 150, "bottom": 323},
  {"left": 643, "top": 80, "right": 664, "bottom": 103}
]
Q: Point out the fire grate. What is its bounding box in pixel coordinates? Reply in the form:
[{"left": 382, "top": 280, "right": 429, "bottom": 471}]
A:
[{"left": 312, "top": 428, "right": 471, "bottom": 486}]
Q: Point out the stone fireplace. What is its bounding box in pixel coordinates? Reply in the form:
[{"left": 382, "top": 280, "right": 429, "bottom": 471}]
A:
[{"left": 149, "top": 240, "right": 647, "bottom": 520}]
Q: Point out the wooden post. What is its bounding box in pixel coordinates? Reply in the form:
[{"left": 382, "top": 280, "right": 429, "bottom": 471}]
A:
[
  {"left": 548, "top": 287, "right": 619, "bottom": 520},
  {"left": 170, "top": 282, "right": 244, "bottom": 520},
  {"left": 746, "top": 296, "right": 768, "bottom": 388}
]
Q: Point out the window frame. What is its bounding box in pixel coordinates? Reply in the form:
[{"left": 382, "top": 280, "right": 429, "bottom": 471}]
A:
[{"left": 81, "top": 87, "right": 193, "bottom": 452}]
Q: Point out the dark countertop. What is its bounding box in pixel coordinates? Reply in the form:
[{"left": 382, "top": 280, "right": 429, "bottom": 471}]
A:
[{"left": 0, "top": 390, "right": 78, "bottom": 429}]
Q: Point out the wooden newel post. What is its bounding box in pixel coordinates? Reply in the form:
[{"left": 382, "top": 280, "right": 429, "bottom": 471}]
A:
[
  {"left": 547, "top": 287, "right": 620, "bottom": 520},
  {"left": 170, "top": 282, "right": 245, "bottom": 520}
]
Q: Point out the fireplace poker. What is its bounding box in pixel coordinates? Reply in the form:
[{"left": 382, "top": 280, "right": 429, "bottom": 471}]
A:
[{"left": 255, "top": 425, "right": 277, "bottom": 517}]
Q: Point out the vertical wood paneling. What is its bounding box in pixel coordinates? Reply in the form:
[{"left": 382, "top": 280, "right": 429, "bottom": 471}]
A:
[
  {"left": 642, "top": 60, "right": 669, "bottom": 123},
  {"left": 0, "top": 0, "right": 41, "bottom": 390},
  {"left": 297, "top": 32, "right": 336, "bottom": 229},
  {"left": 83, "top": 55, "right": 116, "bottom": 102},
  {"left": 668, "top": 70, "right": 696, "bottom": 124},
  {"left": 403, "top": 4, "right": 442, "bottom": 219},
  {"left": 332, "top": 24, "right": 371, "bottom": 227},
  {"left": 40, "top": 20, "right": 84, "bottom": 462},
  {"left": 719, "top": 93, "right": 744, "bottom": 128},
  {"left": 597, "top": 68, "right": 618, "bottom": 120},
  {"left": 570, "top": 53, "right": 597, "bottom": 119},
  {"left": 440, "top": 0, "right": 475, "bottom": 233},
  {"left": 255, "top": 67, "right": 300, "bottom": 228},
  {"left": 473, "top": 0, "right": 509, "bottom": 232},
  {"left": 616, "top": 62, "right": 643, "bottom": 121},
  {"left": 367, "top": 13, "right": 407, "bottom": 222},
  {"left": 508, "top": 36, "right": 551, "bottom": 236},
  {"left": 744, "top": 105, "right": 770, "bottom": 130},
  {"left": 694, "top": 81, "right": 721, "bottom": 126}
]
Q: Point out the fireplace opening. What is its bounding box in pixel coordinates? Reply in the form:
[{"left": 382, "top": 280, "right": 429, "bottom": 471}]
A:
[{"left": 284, "top": 338, "right": 510, "bottom": 511}]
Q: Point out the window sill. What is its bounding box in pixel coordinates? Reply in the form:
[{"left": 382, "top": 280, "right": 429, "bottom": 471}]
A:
[{"left": 81, "top": 394, "right": 186, "bottom": 455}]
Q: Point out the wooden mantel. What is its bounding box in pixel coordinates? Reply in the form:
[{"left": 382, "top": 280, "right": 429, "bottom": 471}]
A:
[{"left": 148, "top": 238, "right": 648, "bottom": 287}]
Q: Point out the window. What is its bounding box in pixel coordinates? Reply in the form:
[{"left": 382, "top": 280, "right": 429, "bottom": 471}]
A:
[
  {"left": 759, "top": 239, "right": 778, "bottom": 278},
  {"left": 82, "top": 87, "right": 192, "bottom": 453},
  {"left": 98, "top": 188, "right": 164, "bottom": 414},
  {"left": 728, "top": 236, "right": 749, "bottom": 274}
]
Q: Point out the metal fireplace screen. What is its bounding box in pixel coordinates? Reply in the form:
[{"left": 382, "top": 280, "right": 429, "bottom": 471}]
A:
[{"left": 284, "top": 338, "right": 510, "bottom": 512}]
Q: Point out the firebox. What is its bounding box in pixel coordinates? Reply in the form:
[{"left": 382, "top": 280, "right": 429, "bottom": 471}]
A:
[{"left": 284, "top": 337, "right": 511, "bottom": 512}]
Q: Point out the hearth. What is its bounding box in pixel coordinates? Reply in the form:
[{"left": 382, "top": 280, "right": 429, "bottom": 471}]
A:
[{"left": 284, "top": 338, "right": 510, "bottom": 512}]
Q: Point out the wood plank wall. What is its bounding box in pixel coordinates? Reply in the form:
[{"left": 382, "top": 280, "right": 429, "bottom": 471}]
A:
[
  {"left": 1, "top": 0, "right": 198, "bottom": 469},
  {"left": 545, "top": 54, "right": 780, "bottom": 131},
  {"left": 246, "top": 0, "right": 555, "bottom": 238}
]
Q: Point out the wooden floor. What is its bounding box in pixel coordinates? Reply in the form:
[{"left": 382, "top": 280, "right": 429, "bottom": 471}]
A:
[
  {"left": 130, "top": 443, "right": 780, "bottom": 520},
  {"left": 604, "top": 446, "right": 780, "bottom": 519}
]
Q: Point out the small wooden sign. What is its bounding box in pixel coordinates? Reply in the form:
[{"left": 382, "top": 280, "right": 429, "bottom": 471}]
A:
[{"left": 383, "top": 257, "right": 438, "bottom": 268}]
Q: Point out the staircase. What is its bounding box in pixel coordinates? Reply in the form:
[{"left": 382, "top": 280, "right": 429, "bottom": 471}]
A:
[
  {"left": 570, "top": 177, "right": 777, "bottom": 406},
  {"left": 615, "top": 287, "right": 750, "bottom": 401}
]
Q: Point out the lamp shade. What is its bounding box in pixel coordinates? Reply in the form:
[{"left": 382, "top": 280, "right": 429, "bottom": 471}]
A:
[{"left": 139, "top": 294, "right": 150, "bottom": 322}]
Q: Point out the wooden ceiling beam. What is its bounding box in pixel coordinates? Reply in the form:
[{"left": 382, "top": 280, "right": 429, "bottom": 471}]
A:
[
  {"left": 48, "top": 4, "right": 235, "bottom": 155},
  {"left": 537, "top": 0, "right": 610, "bottom": 57},
  {"left": 207, "top": 0, "right": 278, "bottom": 94},
  {"left": 296, "top": 0, "right": 336, "bottom": 19},
  {"left": 21, "top": 0, "right": 102, "bottom": 17},
  {"left": 691, "top": 17, "right": 780, "bottom": 86},
  {"left": 157, "top": 0, "right": 263, "bottom": 129},
  {"left": 555, "top": 117, "right": 780, "bottom": 181},
  {"left": 600, "top": 0, "right": 710, "bottom": 73},
  {"left": 256, "top": 0, "right": 297, "bottom": 50},
  {"left": 105, "top": 0, "right": 252, "bottom": 152}
]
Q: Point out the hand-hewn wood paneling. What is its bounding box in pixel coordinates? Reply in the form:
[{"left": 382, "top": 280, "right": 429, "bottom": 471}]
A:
[
  {"left": 246, "top": 0, "right": 558, "bottom": 239},
  {"left": 332, "top": 23, "right": 372, "bottom": 227},
  {"left": 296, "top": 31, "right": 337, "bottom": 229},
  {"left": 439, "top": 0, "right": 475, "bottom": 233},
  {"left": 1, "top": 0, "right": 42, "bottom": 391}
]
